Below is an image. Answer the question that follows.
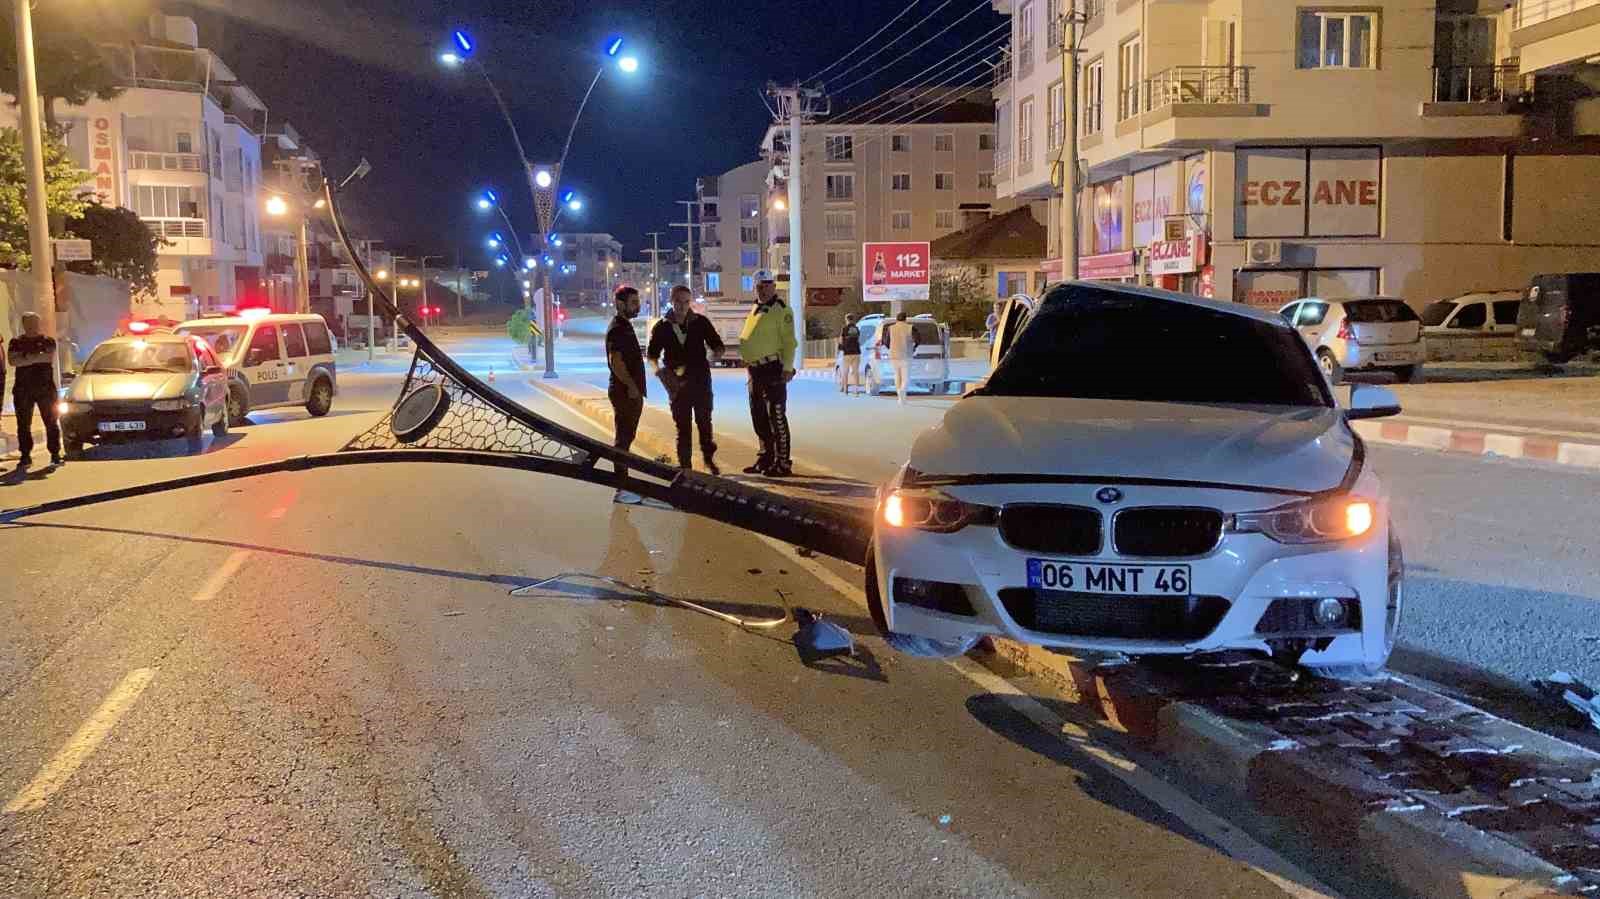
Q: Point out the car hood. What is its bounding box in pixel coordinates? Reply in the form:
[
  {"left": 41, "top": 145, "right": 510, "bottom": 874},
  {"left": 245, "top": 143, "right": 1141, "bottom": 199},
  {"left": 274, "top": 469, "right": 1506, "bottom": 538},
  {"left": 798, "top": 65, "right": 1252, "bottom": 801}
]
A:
[
  {"left": 909, "top": 397, "right": 1355, "bottom": 493},
  {"left": 70, "top": 372, "right": 190, "bottom": 402}
]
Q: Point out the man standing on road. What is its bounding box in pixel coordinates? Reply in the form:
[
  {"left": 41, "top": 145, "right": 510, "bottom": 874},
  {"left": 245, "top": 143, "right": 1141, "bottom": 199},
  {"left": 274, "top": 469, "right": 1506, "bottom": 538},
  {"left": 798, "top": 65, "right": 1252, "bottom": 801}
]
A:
[
  {"left": 606, "top": 286, "right": 648, "bottom": 504},
  {"left": 8, "top": 312, "right": 62, "bottom": 468},
  {"left": 648, "top": 285, "right": 725, "bottom": 474},
  {"left": 837, "top": 314, "right": 862, "bottom": 395},
  {"left": 881, "top": 311, "right": 915, "bottom": 406},
  {"left": 737, "top": 270, "right": 796, "bottom": 477}
]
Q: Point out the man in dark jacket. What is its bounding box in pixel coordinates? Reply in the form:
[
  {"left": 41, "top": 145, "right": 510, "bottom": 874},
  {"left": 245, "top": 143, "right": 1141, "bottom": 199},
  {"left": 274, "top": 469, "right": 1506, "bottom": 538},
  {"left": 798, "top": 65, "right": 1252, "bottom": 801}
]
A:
[
  {"left": 837, "top": 314, "right": 862, "bottom": 395},
  {"left": 606, "top": 286, "right": 648, "bottom": 504},
  {"left": 647, "top": 285, "right": 725, "bottom": 474},
  {"left": 8, "top": 312, "right": 62, "bottom": 467}
]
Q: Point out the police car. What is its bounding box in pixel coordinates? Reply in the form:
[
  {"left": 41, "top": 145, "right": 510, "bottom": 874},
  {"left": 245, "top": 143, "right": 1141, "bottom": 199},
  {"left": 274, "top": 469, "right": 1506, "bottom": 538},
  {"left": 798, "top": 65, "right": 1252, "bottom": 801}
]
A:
[{"left": 175, "top": 311, "right": 339, "bottom": 425}]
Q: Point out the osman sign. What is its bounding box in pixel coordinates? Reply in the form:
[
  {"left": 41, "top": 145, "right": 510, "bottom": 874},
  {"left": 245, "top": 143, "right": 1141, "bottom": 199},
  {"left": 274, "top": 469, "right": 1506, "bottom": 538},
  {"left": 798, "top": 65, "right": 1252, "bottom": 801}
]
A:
[{"left": 1235, "top": 147, "right": 1380, "bottom": 238}]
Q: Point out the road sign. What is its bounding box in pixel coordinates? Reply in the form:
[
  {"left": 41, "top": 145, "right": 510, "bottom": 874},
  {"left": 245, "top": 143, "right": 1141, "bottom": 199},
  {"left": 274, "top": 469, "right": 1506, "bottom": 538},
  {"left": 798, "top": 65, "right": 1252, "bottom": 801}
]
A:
[
  {"left": 53, "top": 238, "right": 93, "bottom": 262},
  {"left": 861, "top": 241, "right": 930, "bottom": 302}
]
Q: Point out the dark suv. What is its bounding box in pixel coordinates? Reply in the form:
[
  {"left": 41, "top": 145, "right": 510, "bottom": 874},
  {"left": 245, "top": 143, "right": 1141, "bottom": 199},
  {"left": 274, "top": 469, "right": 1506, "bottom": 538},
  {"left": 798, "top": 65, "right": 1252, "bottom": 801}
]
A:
[{"left": 1517, "top": 273, "right": 1600, "bottom": 363}]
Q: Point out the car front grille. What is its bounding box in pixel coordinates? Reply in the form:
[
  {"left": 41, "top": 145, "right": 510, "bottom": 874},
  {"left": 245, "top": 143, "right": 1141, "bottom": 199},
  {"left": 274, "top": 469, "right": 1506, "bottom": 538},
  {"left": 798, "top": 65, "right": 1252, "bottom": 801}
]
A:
[
  {"left": 89, "top": 400, "right": 155, "bottom": 416},
  {"left": 998, "top": 589, "right": 1230, "bottom": 641},
  {"left": 999, "top": 504, "right": 1101, "bottom": 555},
  {"left": 1113, "top": 507, "right": 1224, "bottom": 557}
]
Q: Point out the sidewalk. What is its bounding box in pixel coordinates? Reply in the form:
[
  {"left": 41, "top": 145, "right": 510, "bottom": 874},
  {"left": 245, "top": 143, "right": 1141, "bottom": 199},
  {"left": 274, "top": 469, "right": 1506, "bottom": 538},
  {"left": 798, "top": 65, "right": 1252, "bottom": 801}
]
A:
[{"left": 1359, "top": 376, "right": 1600, "bottom": 469}]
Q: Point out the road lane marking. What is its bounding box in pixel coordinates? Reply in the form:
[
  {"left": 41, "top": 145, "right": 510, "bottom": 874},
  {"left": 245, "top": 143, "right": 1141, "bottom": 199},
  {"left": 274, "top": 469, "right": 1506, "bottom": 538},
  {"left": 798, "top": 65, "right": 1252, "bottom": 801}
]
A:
[
  {"left": 192, "top": 550, "right": 251, "bottom": 603},
  {"left": 755, "top": 534, "right": 1339, "bottom": 899},
  {"left": 3, "top": 668, "right": 158, "bottom": 814}
]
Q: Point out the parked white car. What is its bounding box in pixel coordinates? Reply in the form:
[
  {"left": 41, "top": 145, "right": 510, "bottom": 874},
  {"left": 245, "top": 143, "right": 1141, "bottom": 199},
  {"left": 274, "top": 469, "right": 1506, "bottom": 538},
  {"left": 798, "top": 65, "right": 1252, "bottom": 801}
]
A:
[
  {"left": 869, "top": 282, "right": 1405, "bottom": 678},
  {"left": 836, "top": 313, "right": 951, "bottom": 395},
  {"left": 1278, "top": 297, "right": 1426, "bottom": 383},
  {"left": 1421, "top": 290, "right": 1523, "bottom": 337}
]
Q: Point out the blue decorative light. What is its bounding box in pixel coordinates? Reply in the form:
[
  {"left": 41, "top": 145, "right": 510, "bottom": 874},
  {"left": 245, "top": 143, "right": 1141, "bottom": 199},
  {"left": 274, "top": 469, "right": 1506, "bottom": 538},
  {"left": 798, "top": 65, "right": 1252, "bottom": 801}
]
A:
[
  {"left": 604, "top": 35, "right": 624, "bottom": 57},
  {"left": 559, "top": 190, "right": 576, "bottom": 204},
  {"left": 452, "top": 30, "right": 475, "bottom": 57}
]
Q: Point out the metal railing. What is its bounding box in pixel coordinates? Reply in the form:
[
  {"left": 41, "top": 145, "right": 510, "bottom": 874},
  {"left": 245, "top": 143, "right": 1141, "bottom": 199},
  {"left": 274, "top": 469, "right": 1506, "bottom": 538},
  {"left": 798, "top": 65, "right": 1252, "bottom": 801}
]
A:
[
  {"left": 1432, "top": 64, "right": 1528, "bottom": 103},
  {"left": 143, "top": 218, "right": 207, "bottom": 239},
  {"left": 994, "top": 48, "right": 1012, "bottom": 90},
  {"left": 1016, "top": 136, "right": 1034, "bottom": 173},
  {"left": 1049, "top": 119, "right": 1065, "bottom": 151},
  {"left": 127, "top": 151, "right": 204, "bottom": 172},
  {"left": 1144, "top": 66, "right": 1254, "bottom": 109},
  {"left": 1515, "top": 0, "right": 1600, "bottom": 28},
  {"left": 995, "top": 145, "right": 1011, "bottom": 174}
]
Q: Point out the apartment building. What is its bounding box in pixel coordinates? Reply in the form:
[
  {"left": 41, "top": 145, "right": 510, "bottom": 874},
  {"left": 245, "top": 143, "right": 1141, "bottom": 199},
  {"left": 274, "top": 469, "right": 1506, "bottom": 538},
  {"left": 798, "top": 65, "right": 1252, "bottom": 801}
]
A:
[
  {"left": 992, "top": 0, "right": 1600, "bottom": 307},
  {"left": 696, "top": 159, "right": 776, "bottom": 300},
  {"left": 533, "top": 233, "right": 623, "bottom": 307},
  {"left": 760, "top": 89, "right": 1003, "bottom": 307},
  {"left": 0, "top": 15, "right": 269, "bottom": 320},
  {"left": 1511, "top": 0, "right": 1600, "bottom": 75}
]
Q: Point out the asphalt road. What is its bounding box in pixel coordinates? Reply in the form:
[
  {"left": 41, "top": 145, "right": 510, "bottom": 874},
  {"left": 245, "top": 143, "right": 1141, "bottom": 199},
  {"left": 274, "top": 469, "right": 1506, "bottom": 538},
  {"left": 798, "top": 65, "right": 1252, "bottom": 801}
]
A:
[
  {"left": 555, "top": 314, "right": 1600, "bottom": 718},
  {"left": 0, "top": 328, "right": 1330, "bottom": 897}
]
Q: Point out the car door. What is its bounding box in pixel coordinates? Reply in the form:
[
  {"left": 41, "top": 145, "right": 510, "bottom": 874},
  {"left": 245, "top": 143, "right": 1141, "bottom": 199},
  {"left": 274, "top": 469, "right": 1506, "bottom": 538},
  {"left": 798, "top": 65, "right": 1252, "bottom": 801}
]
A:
[
  {"left": 195, "top": 341, "right": 227, "bottom": 422},
  {"left": 988, "top": 295, "right": 1036, "bottom": 370},
  {"left": 241, "top": 324, "right": 289, "bottom": 407},
  {"left": 280, "top": 322, "right": 311, "bottom": 404}
]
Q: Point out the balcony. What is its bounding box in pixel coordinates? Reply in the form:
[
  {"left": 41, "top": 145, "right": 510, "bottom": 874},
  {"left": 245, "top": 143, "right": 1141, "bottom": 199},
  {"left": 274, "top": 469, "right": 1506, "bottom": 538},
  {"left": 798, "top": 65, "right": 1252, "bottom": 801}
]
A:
[
  {"left": 1426, "top": 64, "right": 1532, "bottom": 115},
  {"left": 1138, "top": 66, "right": 1269, "bottom": 145},
  {"left": 1512, "top": 0, "right": 1600, "bottom": 72},
  {"left": 994, "top": 47, "right": 1012, "bottom": 92},
  {"left": 128, "top": 151, "right": 204, "bottom": 173},
  {"left": 1145, "top": 66, "right": 1253, "bottom": 108}
]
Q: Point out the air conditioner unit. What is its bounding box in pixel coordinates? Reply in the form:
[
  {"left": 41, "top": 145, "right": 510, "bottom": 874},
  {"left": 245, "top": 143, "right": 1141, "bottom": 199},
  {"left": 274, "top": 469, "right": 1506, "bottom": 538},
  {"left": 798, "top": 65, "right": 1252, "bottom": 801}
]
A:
[{"left": 1246, "top": 239, "right": 1282, "bottom": 266}]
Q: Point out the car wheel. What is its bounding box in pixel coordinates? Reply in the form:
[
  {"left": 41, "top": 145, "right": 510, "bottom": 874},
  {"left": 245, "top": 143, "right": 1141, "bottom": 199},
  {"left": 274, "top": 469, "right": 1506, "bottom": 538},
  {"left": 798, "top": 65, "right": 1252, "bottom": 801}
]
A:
[
  {"left": 305, "top": 378, "right": 333, "bottom": 417},
  {"left": 1316, "top": 349, "right": 1343, "bottom": 384},
  {"left": 185, "top": 413, "right": 205, "bottom": 454},
  {"left": 227, "top": 385, "right": 249, "bottom": 426},
  {"left": 1392, "top": 364, "right": 1424, "bottom": 384},
  {"left": 1540, "top": 350, "right": 1573, "bottom": 365}
]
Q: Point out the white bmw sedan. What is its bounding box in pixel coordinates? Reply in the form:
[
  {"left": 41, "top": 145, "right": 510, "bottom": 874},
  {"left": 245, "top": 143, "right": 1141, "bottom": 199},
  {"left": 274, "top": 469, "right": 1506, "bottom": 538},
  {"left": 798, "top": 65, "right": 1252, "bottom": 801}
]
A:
[{"left": 867, "top": 282, "right": 1405, "bottom": 677}]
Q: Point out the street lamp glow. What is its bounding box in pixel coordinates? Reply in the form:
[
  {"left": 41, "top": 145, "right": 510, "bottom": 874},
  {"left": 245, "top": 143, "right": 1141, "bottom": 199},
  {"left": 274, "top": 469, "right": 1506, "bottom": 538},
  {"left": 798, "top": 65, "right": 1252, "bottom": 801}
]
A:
[
  {"left": 494, "top": 257, "right": 506, "bottom": 267},
  {"left": 265, "top": 195, "right": 289, "bottom": 216},
  {"left": 771, "top": 196, "right": 787, "bottom": 211},
  {"left": 312, "top": 198, "right": 326, "bottom": 210},
  {"left": 549, "top": 235, "right": 563, "bottom": 247},
  {"left": 523, "top": 257, "right": 537, "bottom": 270},
  {"left": 375, "top": 269, "right": 390, "bottom": 280},
  {"left": 605, "top": 35, "right": 624, "bottom": 57},
  {"left": 476, "top": 197, "right": 492, "bottom": 210},
  {"left": 533, "top": 169, "right": 553, "bottom": 189},
  {"left": 618, "top": 56, "right": 639, "bottom": 74},
  {"left": 439, "top": 52, "right": 460, "bottom": 67},
  {"left": 567, "top": 198, "right": 583, "bottom": 211},
  {"left": 486, "top": 236, "right": 499, "bottom": 248}
]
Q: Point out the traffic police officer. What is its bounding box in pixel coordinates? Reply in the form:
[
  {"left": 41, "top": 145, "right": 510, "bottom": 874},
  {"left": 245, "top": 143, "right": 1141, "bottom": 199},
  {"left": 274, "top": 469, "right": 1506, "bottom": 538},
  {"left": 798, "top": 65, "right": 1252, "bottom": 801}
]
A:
[{"left": 737, "top": 270, "right": 796, "bottom": 477}]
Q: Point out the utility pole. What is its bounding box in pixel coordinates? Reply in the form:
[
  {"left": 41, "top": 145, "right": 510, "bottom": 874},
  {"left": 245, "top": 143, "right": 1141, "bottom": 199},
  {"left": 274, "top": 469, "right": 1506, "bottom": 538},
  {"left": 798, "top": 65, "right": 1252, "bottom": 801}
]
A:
[
  {"left": 644, "top": 231, "right": 666, "bottom": 313},
  {"left": 12, "top": 0, "right": 57, "bottom": 343},
  {"left": 1057, "top": 6, "right": 1088, "bottom": 281},
  {"left": 766, "top": 83, "right": 828, "bottom": 351},
  {"left": 671, "top": 200, "right": 700, "bottom": 296}
]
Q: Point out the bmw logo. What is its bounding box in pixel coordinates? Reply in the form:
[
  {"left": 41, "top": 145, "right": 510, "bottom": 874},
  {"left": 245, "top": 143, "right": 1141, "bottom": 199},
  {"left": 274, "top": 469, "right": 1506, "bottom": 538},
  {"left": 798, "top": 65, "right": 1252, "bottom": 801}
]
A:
[{"left": 1095, "top": 487, "right": 1123, "bottom": 505}]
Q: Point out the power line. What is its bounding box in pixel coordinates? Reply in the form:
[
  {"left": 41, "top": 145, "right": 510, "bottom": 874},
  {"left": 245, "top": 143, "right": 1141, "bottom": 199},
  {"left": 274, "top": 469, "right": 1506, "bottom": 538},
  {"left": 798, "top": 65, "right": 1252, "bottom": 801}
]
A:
[
  {"left": 830, "top": 24, "right": 1007, "bottom": 124},
  {"left": 821, "top": 0, "right": 967, "bottom": 88},
  {"left": 843, "top": 54, "right": 1001, "bottom": 130},
  {"left": 805, "top": 0, "right": 928, "bottom": 83},
  {"left": 826, "top": 0, "right": 996, "bottom": 97}
]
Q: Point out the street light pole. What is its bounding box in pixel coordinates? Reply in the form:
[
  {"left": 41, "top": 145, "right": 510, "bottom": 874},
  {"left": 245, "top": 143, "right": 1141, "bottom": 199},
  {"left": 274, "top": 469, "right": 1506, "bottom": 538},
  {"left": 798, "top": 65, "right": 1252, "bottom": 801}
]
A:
[
  {"left": 12, "top": 0, "right": 57, "bottom": 342},
  {"left": 1060, "top": 6, "right": 1085, "bottom": 280}
]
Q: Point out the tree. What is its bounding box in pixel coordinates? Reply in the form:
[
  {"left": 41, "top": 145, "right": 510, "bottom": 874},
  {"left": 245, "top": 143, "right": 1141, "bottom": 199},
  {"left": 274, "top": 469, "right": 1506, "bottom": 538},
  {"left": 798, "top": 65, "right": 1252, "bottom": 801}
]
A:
[
  {"left": 925, "top": 267, "right": 992, "bottom": 336},
  {"left": 1, "top": 8, "right": 132, "bottom": 128},
  {"left": 65, "top": 201, "right": 166, "bottom": 297},
  {"left": 0, "top": 126, "right": 89, "bottom": 268}
]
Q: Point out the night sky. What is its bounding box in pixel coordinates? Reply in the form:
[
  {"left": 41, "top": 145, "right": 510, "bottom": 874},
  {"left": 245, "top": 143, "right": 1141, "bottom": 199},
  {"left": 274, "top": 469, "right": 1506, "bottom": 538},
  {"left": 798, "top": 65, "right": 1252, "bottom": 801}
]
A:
[{"left": 168, "top": 0, "right": 1001, "bottom": 264}]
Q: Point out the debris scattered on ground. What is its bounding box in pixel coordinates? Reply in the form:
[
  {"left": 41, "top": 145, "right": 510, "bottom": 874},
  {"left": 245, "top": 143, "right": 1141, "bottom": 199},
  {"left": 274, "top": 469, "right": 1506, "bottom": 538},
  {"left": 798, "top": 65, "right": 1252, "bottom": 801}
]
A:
[
  {"left": 796, "top": 546, "right": 815, "bottom": 558},
  {"left": 1532, "top": 671, "right": 1600, "bottom": 731},
  {"left": 441, "top": 610, "right": 465, "bottom": 617},
  {"left": 794, "top": 607, "right": 853, "bottom": 661},
  {"left": 778, "top": 569, "right": 789, "bottom": 576},
  {"left": 938, "top": 814, "right": 952, "bottom": 826},
  {"left": 746, "top": 568, "right": 762, "bottom": 575}
]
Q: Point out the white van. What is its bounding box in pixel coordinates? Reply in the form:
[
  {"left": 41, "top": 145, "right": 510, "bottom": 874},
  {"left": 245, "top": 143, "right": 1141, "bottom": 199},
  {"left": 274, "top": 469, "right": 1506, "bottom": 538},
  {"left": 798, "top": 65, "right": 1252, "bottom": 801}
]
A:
[{"left": 175, "top": 312, "right": 339, "bottom": 425}]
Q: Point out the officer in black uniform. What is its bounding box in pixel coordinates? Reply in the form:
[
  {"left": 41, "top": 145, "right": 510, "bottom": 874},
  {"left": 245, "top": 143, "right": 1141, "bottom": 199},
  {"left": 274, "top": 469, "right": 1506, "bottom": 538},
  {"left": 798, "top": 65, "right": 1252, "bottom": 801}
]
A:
[{"left": 8, "top": 312, "right": 62, "bottom": 467}]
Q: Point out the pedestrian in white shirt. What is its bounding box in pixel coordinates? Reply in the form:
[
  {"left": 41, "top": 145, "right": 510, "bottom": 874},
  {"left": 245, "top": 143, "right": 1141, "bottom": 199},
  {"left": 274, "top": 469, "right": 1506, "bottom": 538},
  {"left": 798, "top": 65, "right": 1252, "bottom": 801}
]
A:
[{"left": 880, "top": 312, "right": 916, "bottom": 405}]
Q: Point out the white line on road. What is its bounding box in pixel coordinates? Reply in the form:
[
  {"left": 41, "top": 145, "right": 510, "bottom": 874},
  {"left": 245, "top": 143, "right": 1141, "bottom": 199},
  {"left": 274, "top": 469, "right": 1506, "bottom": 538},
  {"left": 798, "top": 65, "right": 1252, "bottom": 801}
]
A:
[
  {"left": 755, "top": 534, "right": 1339, "bottom": 899},
  {"left": 192, "top": 550, "right": 251, "bottom": 603},
  {"left": 3, "top": 668, "right": 158, "bottom": 814}
]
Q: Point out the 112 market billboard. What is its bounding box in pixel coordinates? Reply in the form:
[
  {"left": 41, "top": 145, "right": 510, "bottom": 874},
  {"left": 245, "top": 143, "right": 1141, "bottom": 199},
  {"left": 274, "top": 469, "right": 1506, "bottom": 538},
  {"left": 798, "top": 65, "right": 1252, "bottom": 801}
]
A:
[{"left": 862, "top": 241, "right": 930, "bottom": 302}]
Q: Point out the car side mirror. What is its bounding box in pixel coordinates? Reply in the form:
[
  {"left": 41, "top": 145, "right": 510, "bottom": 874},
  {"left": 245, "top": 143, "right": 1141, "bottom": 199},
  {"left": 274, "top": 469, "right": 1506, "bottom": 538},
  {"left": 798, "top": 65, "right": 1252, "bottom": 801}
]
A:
[{"left": 1347, "top": 383, "right": 1402, "bottom": 420}]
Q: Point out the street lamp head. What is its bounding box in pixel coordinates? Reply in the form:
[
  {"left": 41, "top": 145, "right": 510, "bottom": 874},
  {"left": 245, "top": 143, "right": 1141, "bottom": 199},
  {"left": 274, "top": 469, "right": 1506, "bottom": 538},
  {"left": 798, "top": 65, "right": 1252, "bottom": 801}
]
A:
[
  {"left": 494, "top": 256, "right": 507, "bottom": 267},
  {"left": 533, "top": 168, "right": 554, "bottom": 189},
  {"left": 476, "top": 197, "right": 492, "bottom": 210},
  {"left": 618, "top": 55, "right": 639, "bottom": 74},
  {"left": 439, "top": 52, "right": 461, "bottom": 67},
  {"left": 567, "top": 198, "right": 583, "bottom": 211},
  {"left": 771, "top": 196, "right": 787, "bottom": 211},
  {"left": 523, "top": 257, "right": 537, "bottom": 270},
  {"left": 265, "top": 195, "right": 289, "bottom": 217},
  {"left": 375, "top": 269, "right": 390, "bottom": 280},
  {"left": 486, "top": 236, "right": 499, "bottom": 248},
  {"left": 605, "top": 35, "right": 624, "bottom": 57},
  {"left": 312, "top": 198, "right": 327, "bottom": 210},
  {"left": 452, "top": 30, "right": 475, "bottom": 57},
  {"left": 476, "top": 188, "right": 499, "bottom": 211}
]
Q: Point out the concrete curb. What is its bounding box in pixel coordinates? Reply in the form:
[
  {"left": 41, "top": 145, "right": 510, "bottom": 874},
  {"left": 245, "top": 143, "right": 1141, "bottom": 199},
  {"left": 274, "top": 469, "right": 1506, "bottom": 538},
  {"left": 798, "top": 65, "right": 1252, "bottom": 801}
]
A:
[
  {"left": 527, "top": 370, "right": 1598, "bottom": 899},
  {"left": 1354, "top": 418, "right": 1600, "bottom": 470}
]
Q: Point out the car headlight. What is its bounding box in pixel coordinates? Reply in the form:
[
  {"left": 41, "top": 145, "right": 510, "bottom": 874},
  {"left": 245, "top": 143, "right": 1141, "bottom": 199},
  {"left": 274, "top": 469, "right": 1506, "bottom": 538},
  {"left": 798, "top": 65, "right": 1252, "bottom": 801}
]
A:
[
  {"left": 1231, "top": 495, "right": 1375, "bottom": 544},
  {"left": 56, "top": 400, "right": 74, "bottom": 415},
  {"left": 150, "top": 399, "right": 190, "bottom": 411},
  {"left": 880, "top": 488, "right": 996, "bottom": 534}
]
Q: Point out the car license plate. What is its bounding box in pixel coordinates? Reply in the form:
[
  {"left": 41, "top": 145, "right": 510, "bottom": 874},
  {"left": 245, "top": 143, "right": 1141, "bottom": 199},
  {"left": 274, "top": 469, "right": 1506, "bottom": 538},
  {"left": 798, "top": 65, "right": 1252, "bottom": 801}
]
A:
[
  {"left": 1520, "top": 327, "right": 1535, "bottom": 337},
  {"left": 98, "top": 420, "right": 146, "bottom": 432},
  {"left": 1026, "top": 559, "right": 1191, "bottom": 596},
  {"left": 1374, "top": 351, "right": 1411, "bottom": 363}
]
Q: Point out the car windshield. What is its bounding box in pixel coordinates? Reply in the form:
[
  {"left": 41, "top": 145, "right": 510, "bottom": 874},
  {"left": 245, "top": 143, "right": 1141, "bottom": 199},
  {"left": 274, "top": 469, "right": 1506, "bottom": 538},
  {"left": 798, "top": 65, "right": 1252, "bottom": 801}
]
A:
[
  {"left": 1421, "top": 301, "right": 1458, "bottom": 326},
  {"left": 984, "top": 292, "right": 1332, "bottom": 407},
  {"left": 84, "top": 341, "right": 192, "bottom": 373},
  {"left": 176, "top": 325, "right": 248, "bottom": 360},
  {"left": 1344, "top": 300, "right": 1419, "bottom": 323}
]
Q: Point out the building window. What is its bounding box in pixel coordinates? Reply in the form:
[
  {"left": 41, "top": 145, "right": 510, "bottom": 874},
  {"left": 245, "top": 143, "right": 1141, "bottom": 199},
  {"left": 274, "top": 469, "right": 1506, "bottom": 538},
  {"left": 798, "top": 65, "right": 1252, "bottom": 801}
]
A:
[
  {"left": 706, "top": 272, "right": 721, "bottom": 292},
  {"left": 1084, "top": 58, "right": 1105, "bottom": 134},
  {"left": 740, "top": 248, "right": 760, "bottom": 267},
  {"left": 132, "top": 185, "right": 200, "bottom": 219},
  {"left": 703, "top": 223, "right": 720, "bottom": 246},
  {"left": 935, "top": 172, "right": 955, "bottom": 190},
  {"left": 935, "top": 210, "right": 956, "bottom": 229},
  {"left": 1047, "top": 81, "right": 1065, "bottom": 151},
  {"left": 209, "top": 130, "right": 221, "bottom": 176},
  {"left": 741, "top": 275, "right": 755, "bottom": 292},
  {"left": 979, "top": 131, "right": 995, "bottom": 150},
  {"left": 935, "top": 133, "right": 955, "bottom": 152},
  {"left": 740, "top": 224, "right": 759, "bottom": 243},
  {"left": 892, "top": 211, "right": 913, "bottom": 231},
  {"left": 596, "top": 249, "right": 610, "bottom": 262},
  {"left": 892, "top": 172, "right": 911, "bottom": 191},
  {"left": 1017, "top": 1, "right": 1036, "bottom": 76},
  {"left": 978, "top": 170, "right": 995, "bottom": 189},
  {"left": 824, "top": 134, "right": 854, "bottom": 161},
  {"left": 891, "top": 133, "right": 910, "bottom": 152},
  {"left": 176, "top": 131, "right": 193, "bottom": 154},
  {"left": 825, "top": 173, "right": 854, "bottom": 200},
  {"left": 1118, "top": 36, "right": 1142, "bottom": 121},
  {"left": 702, "top": 201, "right": 719, "bottom": 219},
  {"left": 1046, "top": 0, "right": 1062, "bottom": 48},
  {"left": 826, "top": 250, "right": 857, "bottom": 276},
  {"left": 1298, "top": 10, "right": 1376, "bottom": 69},
  {"left": 1017, "top": 97, "right": 1035, "bottom": 167},
  {"left": 740, "top": 194, "right": 760, "bottom": 219},
  {"left": 825, "top": 210, "right": 856, "bottom": 240}
]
